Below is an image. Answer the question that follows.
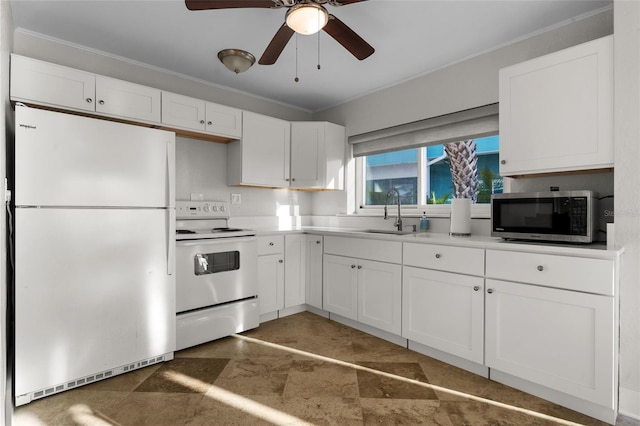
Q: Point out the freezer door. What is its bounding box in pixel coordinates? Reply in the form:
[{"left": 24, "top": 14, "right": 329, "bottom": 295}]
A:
[
  {"left": 14, "top": 208, "right": 176, "bottom": 398},
  {"left": 15, "top": 106, "right": 175, "bottom": 208}
]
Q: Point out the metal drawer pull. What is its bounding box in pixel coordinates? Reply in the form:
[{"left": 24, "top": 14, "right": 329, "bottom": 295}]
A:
[
  {"left": 487, "top": 289, "right": 494, "bottom": 294},
  {"left": 357, "top": 265, "right": 362, "bottom": 269},
  {"left": 269, "top": 242, "right": 274, "bottom": 246},
  {"left": 207, "top": 121, "right": 213, "bottom": 125},
  {"left": 351, "top": 265, "right": 356, "bottom": 268},
  {"left": 279, "top": 259, "right": 283, "bottom": 263},
  {"left": 435, "top": 253, "right": 441, "bottom": 259},
  {"left": 200, "top": 120, "right": 205, "bottom": 124},
  {"left": 316, "top": 240, "right": 321, "bottom": 244},
  {"left": 98, "top": 100, "right": 105, "bottom": 105},
  {"left": 473, "top": 286, "right": 480, "bottom": 291},
  {"left": 86, "top": 98, "right": 93, "bottom": 103},
  {"left": 537, "top": 265, "right": 544, "bottom": 271}
]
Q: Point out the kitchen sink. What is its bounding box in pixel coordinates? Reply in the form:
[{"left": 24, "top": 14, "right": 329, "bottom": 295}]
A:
[{"left": 360, "top": 229, "right": 417, "bottom": 235}]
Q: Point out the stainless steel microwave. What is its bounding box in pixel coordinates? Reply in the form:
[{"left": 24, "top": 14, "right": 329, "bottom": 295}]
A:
[{"left": 491, "top": 190, "right": 598, "bottom": 243}]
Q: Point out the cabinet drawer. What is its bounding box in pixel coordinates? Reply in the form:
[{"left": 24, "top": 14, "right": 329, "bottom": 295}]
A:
[
  {"left": 324, "top": 236, "right": 402, "bottom": 264},
  {"left": 403, "top": 243, "right": 484, "bottom": 276},
  {"left": 486, "top": 249, "right": 614, "bottom": 295},
  {"left": 257, "top": 235, "right": 284, "bottom": 255}
]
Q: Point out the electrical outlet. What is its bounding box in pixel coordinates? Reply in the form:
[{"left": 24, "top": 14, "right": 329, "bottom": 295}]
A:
[{"left": 231, "top": 193, "right": 241, "bottom": 205}]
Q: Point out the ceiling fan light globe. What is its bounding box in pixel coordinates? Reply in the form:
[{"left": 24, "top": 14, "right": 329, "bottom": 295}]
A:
[
  {"left": 218, "top": 49, "right": 255, "bottom": 74},
  {"left": 286, "top": 3, "right": 328, "bottom": 35}
]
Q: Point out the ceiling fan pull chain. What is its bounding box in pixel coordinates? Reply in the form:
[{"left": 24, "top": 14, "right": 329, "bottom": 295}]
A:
[
  {"left": 317, "top": 27, "right": 321, "bottom": 70},
  {"left": 294, "top": 33, "right": 300, "bottom": 82}
]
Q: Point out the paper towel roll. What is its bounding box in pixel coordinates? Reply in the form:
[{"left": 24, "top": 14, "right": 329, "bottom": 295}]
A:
[{"left": 450, "top": 198, "right": 471, "bottom": 235}]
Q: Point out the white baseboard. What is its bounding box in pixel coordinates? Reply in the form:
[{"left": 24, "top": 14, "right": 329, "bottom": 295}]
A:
[{"left": 619, "top": 387, "right": 640, "bottom": 421}]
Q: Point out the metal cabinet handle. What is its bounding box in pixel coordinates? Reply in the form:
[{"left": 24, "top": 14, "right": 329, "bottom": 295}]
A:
[
  {"left": 487, "top": 289, "right": 494, "bottom": 294},
  {"left": 291, "top": 178, "right": 296, "bottom": 182},
  {"left": 98, "top": 100, "right": 105, "bottom": 105},
  {"left": 473, "top": 286, "right": 480, "bottom": 291},
  {"left": 537, "top": 265, "right": 544, "bottom": 272},
  {"left": 269, "top": 242, "right": 274, "bottom": 246},
  {"left": 207, "top": 121, "right": 213, "bottom": 125},
  {"left": 278, "top": 259, "right": 283, "bottom": 263},
  {"left": 316, "top": 240, "right": 321, "bottom": 244},
  {"left": 200, "top": 120, "right": 205, "bottom": 124},
  {"left": 351, "top": 265, "right": 356, "bottom": 269},
  {"left": 435, "top": 253, "right": 442, "bottom": 259},
  {"left": 357, "top": 265, "right": 362, "bottom": 269},
  {"left": 86, "top": 98, "right": 93, "bottom": 103},
  {"left": 501, "top": 159, "right": 506, "bottom": 165}
]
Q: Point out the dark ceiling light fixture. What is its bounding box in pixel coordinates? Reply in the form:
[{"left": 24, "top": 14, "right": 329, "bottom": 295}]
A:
[{"left": 217, "top": 49, "right": 256, "bottom": 74}]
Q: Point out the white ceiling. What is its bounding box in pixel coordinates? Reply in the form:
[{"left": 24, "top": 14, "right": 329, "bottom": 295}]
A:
[{"left": 10, "top": 0, "right": 612, "bottom": 112}]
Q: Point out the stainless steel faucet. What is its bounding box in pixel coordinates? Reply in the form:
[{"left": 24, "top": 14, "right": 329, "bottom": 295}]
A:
[{"left": 384, "top": 188, "right": 403, "bottom": 231}]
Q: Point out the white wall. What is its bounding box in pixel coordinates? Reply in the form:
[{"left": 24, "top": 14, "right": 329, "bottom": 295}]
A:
[
  {"left": 175, "top": 136, "right": 313, "bottom": 228},
  {"left": 1, "top": 1, "right": 13, "bottom": 423},
  {"left": 613, "top": 0, "right": 640, "bottom": 419}
]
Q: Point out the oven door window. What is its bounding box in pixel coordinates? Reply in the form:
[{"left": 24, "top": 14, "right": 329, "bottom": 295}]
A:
[{"left": 194, "top": 251, "right": 240, "bottom": 275}]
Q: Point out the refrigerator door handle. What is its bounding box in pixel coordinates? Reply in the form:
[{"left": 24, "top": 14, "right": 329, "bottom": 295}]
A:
[
  {"left": 168, "top": 208, "right": 176, "bottom": 275},
  {"left": 167, "top": 137, "right": 176, "bottom": 208}
]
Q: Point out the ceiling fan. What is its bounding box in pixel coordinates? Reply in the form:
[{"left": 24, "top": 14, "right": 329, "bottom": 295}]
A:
[{"left": 185, "top": 0, "right": 375, "bottom": 65}]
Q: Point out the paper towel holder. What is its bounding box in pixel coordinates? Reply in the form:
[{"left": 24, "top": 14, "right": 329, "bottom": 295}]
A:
[{"left": 450, "top": 197, "right": 472, "bottom": 236}]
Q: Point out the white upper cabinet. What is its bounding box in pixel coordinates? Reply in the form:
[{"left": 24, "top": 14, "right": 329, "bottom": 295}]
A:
[
  {"left": 227, "top": 111, "right": 291, "bottom": 188},
  {"left": 11, "top": 54, "right": 96, "bottom": 113},
  {"left": 161, "top": 91, "right": 242, "bottom": 140},
  {"left": 290, "top": 122, "right": 345, "bottom": 190},
  {"left": 11, "top": 54, "right": 161, "bottom": 124},
  {"left": 94, "top": 76, "right": 161, "bottom": 123},
  {"left": 499, "top": 36, "right": 613, "bottom": 176}
]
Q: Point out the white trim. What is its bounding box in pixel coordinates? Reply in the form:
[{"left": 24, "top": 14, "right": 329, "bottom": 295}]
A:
[{"left": 619, "top": 387, "right": 640, "bottom": 421}]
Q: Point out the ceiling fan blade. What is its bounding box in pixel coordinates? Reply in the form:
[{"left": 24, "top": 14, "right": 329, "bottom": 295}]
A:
[
  {"left": 185, "top": 0, "right": 276, "bottom": 11},
  {"left": 323, "top": 14, "right": 374, "bottom": 60},
  {"left": 259, "top": 23, "right": 295, "bottom": 65},
  {"left": 333, "top": 0, "right": 366, "bottom": 5}
]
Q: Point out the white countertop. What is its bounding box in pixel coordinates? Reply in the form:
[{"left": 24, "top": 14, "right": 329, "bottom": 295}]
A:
[{"left": 253, "top": 225, "right": 622, "bottom": 260}]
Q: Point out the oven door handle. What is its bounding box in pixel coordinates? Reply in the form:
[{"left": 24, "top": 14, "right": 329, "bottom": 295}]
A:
[{"left": 168, "top": 208, "right": 176, "bottom": 275}]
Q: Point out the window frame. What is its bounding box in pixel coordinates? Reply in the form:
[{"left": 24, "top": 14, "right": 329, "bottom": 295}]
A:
[{"left": 355, "top": 144, "right": 496, "bottom": 219}]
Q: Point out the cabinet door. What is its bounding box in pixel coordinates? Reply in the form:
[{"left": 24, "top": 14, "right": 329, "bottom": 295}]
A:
[
  {"left": 258, "top": 254, "right": 285, "bottom": 315},
  {"left": 499, "top": 36, "right": 613, "bottom": 176},
  {"left": 205, "top": 102, "right": 242, "bottom": 139},
  {"left": 358, "top": 260, "right": 402, "bottom": 335},
  {"left": 402, "top": 266, "right": 484, "bottom": 363},
  {"left": 11, "top": 54, "right": 96, "bottom": 112},
  {"left": 284, "top": 234, "right": 306, "bottom": 308},
  {"left": 229, "top": 111, "right": 290, "bottom": 187},
  {"left": 323, "top": 254, "right": 358, "bottom": 320},
  {"left": 95, "top": 76, "right": 162, "bottom": 123},
  {"left": 290, "top": 122, "right": 323, "bottom": 188},
  {"left": 485, "top": 279, "right": 615, "bottom": 408},
  {"left": 305, "top": 235, "right": 324, "bottom": 309},
  {"left": 161, "top": 92, "right": 206, "bottom": 131}
]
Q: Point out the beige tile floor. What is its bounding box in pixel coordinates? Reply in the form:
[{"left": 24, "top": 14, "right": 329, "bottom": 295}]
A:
[{"left": 12, "top": 312, "right": 640, "bottom": 425}]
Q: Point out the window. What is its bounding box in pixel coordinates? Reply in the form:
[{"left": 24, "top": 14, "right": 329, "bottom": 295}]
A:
[{"left": 361, "top": 135, "right": 503, "bottom": 208}]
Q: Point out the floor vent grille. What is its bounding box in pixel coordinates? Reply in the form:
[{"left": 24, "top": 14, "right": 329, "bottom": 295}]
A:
[{"left": 16, "top": 352, "right": 173, "bottom": 406}]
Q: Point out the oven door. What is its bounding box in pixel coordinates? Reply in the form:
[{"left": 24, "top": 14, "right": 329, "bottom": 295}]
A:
[{"left": 176, "top": 236, "right": 258, "bottom": 313}]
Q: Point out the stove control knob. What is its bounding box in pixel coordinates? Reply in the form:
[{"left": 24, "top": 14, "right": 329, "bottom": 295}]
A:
[
  {"left": 203, "top": 204, "right": 210, "bottom": 212},
  {"left": 220, "top": 205, "right": 226, "bottom": 212},
  {"left": 212, "top": 205, "right": 218, "bottom": 212}
]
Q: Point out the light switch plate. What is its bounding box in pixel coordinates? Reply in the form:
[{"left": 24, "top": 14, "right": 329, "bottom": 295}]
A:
[{"left": 231, "top": 193, "right": 241, "bottom": 205}]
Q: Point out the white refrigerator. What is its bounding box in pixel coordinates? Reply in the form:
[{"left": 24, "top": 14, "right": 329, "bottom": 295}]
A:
[{"left": 14, "top": 105, "right": 176, "bottom": 405}]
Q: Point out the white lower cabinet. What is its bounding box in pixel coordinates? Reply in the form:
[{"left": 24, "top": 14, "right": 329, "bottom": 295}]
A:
[
  {"left": 485, "top": 278, "right": 615, "bottom": 408},
  {"left": 257, "top": 236, "right": 285, "bottom": 316},
  {"left": 323, "top": 249, "right": 402, "bottom": 335},
  {"left": 284, "top": 234, "right": 306, "bottom": 308},
  {"left": 305, "top": 235, "right": 323, "bottom": 310},
  {"left": 402, "top": 266, "right": 484, "bottom": 364}
]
